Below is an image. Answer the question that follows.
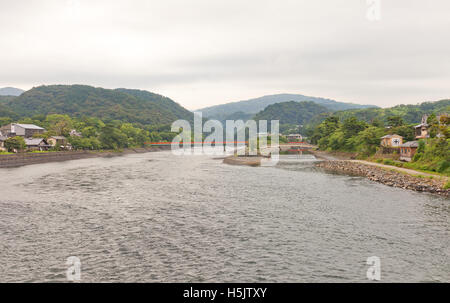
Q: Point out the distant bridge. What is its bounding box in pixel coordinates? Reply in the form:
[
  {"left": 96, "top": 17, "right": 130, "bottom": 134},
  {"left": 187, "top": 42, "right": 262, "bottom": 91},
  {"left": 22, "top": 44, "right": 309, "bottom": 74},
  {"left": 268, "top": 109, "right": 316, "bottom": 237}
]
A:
[{"left": 144, "top": 141, "right": 317, "bottom": 154}]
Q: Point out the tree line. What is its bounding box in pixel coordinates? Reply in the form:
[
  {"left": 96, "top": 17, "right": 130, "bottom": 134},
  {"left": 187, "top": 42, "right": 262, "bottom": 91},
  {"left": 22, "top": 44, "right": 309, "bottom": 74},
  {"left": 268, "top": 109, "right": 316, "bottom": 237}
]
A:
[
  {"left": 307, "top": 114, "right": 449, "bottom": 174},
  {"left": 1, "top": 114, "right": 178, "bottom": 152}
]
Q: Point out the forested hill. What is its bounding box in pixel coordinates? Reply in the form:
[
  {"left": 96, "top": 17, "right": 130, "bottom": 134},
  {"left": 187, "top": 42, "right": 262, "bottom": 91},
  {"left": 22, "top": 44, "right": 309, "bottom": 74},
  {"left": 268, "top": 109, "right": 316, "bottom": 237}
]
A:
[
  {"left": 332, "top": 99, "right": 450, "bottom": 124},
  {"left": 198, "top": 93, "right": 377, "bottom": 121},
  {"left": 0, "top": 103, "right": 18, "bottom": 119},
  {"left": 253, "top": 101, "right": 329, "bottom": 125},
  {"left": 3, "top": 85, "right": 193, "bottom": 125}
]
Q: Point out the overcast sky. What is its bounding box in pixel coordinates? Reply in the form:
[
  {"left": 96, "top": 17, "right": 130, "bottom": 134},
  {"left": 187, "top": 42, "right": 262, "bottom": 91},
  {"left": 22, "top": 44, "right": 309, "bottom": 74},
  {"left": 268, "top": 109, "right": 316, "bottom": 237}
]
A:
[{"left": 0, "top": 0, "right": 449, "bottom": 109}]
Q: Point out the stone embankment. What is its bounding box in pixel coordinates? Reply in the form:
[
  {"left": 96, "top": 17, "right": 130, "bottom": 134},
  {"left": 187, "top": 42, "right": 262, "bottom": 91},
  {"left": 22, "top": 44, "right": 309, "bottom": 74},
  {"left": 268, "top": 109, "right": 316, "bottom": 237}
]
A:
[
  {"left": 0, "top": 146, "right": 170, "bottom": 168},
  {"left": 316, "top": 160, "right": 449, "bottom": 197}
]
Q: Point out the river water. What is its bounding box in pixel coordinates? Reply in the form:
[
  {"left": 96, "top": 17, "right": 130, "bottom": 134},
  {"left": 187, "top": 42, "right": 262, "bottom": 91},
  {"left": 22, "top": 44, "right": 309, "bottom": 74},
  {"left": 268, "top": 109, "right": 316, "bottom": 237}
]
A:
[{"left": 0, "top": 152, "right": 448, "bottom": 282}]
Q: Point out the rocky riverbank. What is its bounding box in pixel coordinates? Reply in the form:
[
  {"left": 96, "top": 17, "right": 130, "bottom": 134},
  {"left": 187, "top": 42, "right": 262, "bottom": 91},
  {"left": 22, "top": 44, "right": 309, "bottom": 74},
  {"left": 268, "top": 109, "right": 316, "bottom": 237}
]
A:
[{"left": 316, "top": 160, "right": 449, "bottom": 197}]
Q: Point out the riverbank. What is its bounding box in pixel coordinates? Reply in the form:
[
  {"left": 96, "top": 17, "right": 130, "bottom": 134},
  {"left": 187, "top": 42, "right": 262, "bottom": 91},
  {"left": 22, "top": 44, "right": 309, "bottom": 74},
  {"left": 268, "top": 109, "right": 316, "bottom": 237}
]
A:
[
  {"left": 0, "top": 146, "right": 170, "bottom": 168},
  {"left": 316, "top": 160, "right": 449, "bottom": 196}
]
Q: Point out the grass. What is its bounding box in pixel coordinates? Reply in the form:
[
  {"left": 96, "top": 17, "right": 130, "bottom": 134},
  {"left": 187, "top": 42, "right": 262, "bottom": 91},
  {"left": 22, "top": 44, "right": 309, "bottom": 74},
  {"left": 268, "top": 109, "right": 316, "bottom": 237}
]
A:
[{"left": 367, "top": 157, "right": 450, "bottom": 178}]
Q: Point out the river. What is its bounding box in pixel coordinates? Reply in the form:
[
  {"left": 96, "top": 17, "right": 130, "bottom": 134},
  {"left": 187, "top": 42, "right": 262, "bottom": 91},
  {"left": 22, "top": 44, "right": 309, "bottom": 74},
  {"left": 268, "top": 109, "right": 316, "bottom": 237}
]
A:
[{"left": 0, "top": 151, "right": 448, "bottom": 282}]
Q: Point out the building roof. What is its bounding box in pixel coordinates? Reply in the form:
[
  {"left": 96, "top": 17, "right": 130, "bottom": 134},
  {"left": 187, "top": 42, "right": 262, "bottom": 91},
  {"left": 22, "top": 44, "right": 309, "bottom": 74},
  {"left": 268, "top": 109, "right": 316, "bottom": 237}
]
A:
[
  {"left": 0, "top": 135, "right": 7, "bottom": 141},
  {"left": 24, "top": 138, "right": 46, "bottom": 145},
  {"left": 400, "top": 141, "right": 419, "bottom": 148},
  {"left": 14, "top": 123, "right": 45, "bottom": 130},
  {"left": 415, "top": 123, "right": 428, "bottom": 128},
  {"left": 287, "top": 134, "right": 302, "bottom": 137},
  {"left": 381, "top": 134, "right": 402, "bottom": 139}
]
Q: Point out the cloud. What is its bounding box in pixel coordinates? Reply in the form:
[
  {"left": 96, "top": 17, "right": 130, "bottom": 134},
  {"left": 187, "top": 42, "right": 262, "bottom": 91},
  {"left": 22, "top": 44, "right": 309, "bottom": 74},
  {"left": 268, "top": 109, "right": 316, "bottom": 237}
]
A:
[{"left": 0, "top": 0, "right": 449, "bottom": 109}]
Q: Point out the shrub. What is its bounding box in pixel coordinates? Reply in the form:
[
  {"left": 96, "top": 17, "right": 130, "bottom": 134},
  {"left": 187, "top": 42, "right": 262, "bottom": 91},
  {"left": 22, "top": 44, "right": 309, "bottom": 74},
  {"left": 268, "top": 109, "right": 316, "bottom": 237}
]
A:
[
  {"left": 383, "top": 159, "right": 395, "bottom": 166},
  {"left": 4, "top": 136, "right": 26, "bottom": 152},
  {"left": 412, "top": 152, "right": 422, "bottom": 162},
  {"left": 436, "top": 160, "right": 450, "bottom": 173}
]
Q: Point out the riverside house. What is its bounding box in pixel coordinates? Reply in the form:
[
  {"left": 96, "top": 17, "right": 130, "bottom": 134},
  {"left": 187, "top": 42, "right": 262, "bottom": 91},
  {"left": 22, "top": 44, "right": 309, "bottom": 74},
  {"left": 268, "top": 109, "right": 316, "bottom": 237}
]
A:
[
  {"left": 24, "top": 138, "right": 51, "bottom": 151},
  {"left": 0, "top": 123, "right": 45, "bottom": 138},
  {"left": 48, "top": 136, "right": 69, "bottom": 147},
  {"left": 399, "top": 141, "right": 419, "bottom": 162},
  {"left": 287, "top": 134, "right": 303, "bottom": 142},
  {"left": 414, "top": 113, "right": 449, "bottom": 139},
  {"left": 415, "top": 115, "right": 429, "bottom": 139},
  {"left": 380, "top": 134, "right": 403, "bottom": 147}
]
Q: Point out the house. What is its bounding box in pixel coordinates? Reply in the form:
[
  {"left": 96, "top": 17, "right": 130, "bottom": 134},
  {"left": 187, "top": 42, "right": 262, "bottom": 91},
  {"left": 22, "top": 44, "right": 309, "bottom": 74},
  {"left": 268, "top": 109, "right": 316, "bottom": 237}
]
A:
[
  {"left": 70, "top": 129, "right": 82, "bottom": 137},
  {"left": 287, "top": 134, "right": 303, "bottom": 142},
  {"left": 47, "top": 136, "right": 72, "bottom": 150},
  {"left": 13, "top": 124, "right": 45, "bottom": 138},
  {"left": 0, "top": 123, "right": 45, "bottom": 138},
  {"left": 0, "top": 124, "right": 14, "bottom": 137},
  {"left": 0, "top": 135, "right": 6, "bottom": 151},
  {"left": 47, "top": 136, "right": 67, "bottom": 147},
  {"left": 380, "top": 134, "right": 403, "bottom": 147},
  {"left": 24, "top": 138, "right": 50, "bottom": 151},
  {"left": 415, "top": 114, "right": 449, "bottom": 139},
  {"left": 415, "top": 115, "right": 429, "bottom": 139},
  {"left": 399, "top": 141, "right": 419, "bottom": 162}
]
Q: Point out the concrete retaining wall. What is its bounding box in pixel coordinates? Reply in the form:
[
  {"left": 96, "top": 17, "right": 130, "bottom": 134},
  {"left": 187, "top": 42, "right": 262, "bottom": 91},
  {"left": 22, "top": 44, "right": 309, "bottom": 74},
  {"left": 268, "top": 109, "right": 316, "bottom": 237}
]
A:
[
  {"left": 0, "top": 151, "right": 96, "bottom": 168},
  {"left": 0, "top": 146, "right": 172, "bottom": 168}
]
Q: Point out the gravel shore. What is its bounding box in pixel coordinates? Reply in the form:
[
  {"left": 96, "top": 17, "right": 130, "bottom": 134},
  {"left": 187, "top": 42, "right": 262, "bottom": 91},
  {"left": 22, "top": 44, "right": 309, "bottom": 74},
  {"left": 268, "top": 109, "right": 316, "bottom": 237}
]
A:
[
  {"left": 223, "top": 156, "right": 262, "bottom": 167},
  {"left": 316, "top": 160, "right": 449, "bottom": 197}
]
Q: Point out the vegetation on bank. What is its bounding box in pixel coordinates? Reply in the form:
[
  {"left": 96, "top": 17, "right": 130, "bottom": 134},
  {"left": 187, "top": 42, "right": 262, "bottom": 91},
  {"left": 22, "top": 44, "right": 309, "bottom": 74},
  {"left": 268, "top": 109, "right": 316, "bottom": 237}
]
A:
[
  {"left": 308, "top": 114, "right": 450, "bottom": 175},
  {"left": 1, "top": 114, "right": 178, "bottom": 152}
]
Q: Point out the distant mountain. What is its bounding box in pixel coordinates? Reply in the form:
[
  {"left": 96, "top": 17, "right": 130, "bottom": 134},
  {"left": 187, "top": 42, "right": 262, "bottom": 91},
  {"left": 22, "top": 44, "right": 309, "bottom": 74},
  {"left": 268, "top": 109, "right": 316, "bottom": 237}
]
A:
[
  {"left": 198, "top": 93, "right": 378, "bottom": 121},
  {"left": 3, "top": 85, "right": 193, "bottom": 125},
  {"left": 0, "top": 87, "right": 24, "bottom": 96},
  {"left": 254, "top": 101, "right": 329, "bottom": 125}
]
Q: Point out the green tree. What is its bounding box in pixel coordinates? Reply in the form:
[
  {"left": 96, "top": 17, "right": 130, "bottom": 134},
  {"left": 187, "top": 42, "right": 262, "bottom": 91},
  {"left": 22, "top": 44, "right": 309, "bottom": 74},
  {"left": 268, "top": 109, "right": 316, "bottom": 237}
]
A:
[
  {"left": 0, "top": 117, "right": 12, "bottom": 127},
  {"left": 99, "top": 124, "right": 128, "bottom": 149},
  {"left": 371, "top": 118, "right": 384, "bottom": 128},
  {"left": 391, "top": 124, "right": 415, "bottom": 141},
  {"left": 46, "top": 114, "right": 74, "bottom": 136},
  {"left": 310, "top": 116, "right": 340, "bottom": 144},
  {"left": 386, "top": 116, "right": 404, "bottom": 127},
  {"left": 351, "top": 126, "right": 385, "bottom": 155},
  {"left": 4, "top": 136, "right": 26, "bottom": 152},
  {"left": 81, "top": 126, "right": 97, "bottom": 138},
  {"left": 426, "top": 114, "right": 440, "bottom": 138}
]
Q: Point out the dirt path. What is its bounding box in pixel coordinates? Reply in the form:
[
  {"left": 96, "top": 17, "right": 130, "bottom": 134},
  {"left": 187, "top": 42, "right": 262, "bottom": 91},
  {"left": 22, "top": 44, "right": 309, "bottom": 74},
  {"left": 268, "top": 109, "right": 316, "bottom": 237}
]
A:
[{"left": 350, "top": 160, "right": 447, "bottom": 179}]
